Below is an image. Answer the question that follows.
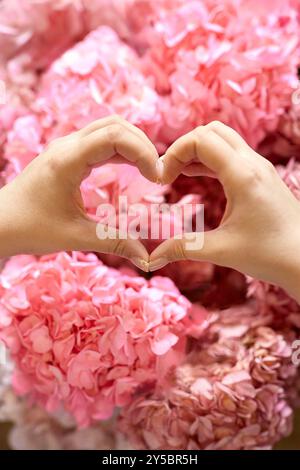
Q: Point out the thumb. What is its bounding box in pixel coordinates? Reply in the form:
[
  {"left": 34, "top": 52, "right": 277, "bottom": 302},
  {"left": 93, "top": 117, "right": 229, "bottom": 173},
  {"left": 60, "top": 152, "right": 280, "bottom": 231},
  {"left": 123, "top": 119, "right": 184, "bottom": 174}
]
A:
[
  {"left": 67, "top": 219, "right": 150, "bottom": 272},
  {"left": 149, "top": 229, "right": 231, "bottom": 271}
]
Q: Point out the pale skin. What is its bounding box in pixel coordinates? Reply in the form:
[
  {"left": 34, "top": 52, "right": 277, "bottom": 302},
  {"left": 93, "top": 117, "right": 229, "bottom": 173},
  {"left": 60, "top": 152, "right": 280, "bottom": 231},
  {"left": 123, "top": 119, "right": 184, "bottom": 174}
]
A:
[{"left": 1, "top": 116, "right": 300, "bottom": 302}]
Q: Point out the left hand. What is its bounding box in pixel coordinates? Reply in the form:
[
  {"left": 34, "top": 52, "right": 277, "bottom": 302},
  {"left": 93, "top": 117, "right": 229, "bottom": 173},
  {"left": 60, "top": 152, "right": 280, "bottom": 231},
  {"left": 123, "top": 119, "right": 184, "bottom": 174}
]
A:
[{"left": 0, "top": 116, "right": 159, "bottom": 271}]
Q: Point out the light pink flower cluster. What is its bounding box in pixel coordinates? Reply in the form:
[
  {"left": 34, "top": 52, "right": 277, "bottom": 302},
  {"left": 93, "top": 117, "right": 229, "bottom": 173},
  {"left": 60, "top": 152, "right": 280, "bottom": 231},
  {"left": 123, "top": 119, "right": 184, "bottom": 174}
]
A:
[
  {"left": 1, "top": 1, "right": 299, "bottom": 157},
  {"left": 136, "top": 0, "right": 300, "bottom": 148},
  {"left": 0, "top": 355, "right": 121, "bottom": 450},
  {"left": 10, "top": 404, "right": 116, "bottom": 450},
  {"left": 0, "top": 0, "right": 178, "bottom": 74},
  {"left": 32, "top": 26, "right": 163, "bottom": 145},
  {"left": 0, "top": 59, "right": 36, "bottom": 170},
  {"left": 0, "top": 252, "right": 193, "bottom": 427},
  {"left": 0, "top": 1, "right": 136, "bottom": 71},
  {"left": 3, "top": 26, "right": 167, "bottom": 215},
  {"left": 9, "top": 417, "right": 115, "bottom": 450},
  {"left": 118, "top": 303, "right": 297, "bottom": 450}
]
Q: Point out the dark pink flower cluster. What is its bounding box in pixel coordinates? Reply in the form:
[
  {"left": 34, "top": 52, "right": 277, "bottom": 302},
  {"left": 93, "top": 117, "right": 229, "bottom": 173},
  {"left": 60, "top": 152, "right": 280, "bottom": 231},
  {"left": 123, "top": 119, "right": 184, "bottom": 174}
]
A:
[{"left": 118, "top": 303, "right": 297, "bottom": 449}]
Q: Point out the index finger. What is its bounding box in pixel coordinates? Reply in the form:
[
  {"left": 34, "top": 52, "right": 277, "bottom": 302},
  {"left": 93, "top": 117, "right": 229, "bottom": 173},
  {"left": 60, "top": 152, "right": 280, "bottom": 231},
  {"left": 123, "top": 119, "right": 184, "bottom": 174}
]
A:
[
  {"left": 80, "top": 115, "right": 158, "bottom": 160},
  {"left": 161, "top": 126, "right": 241, "bottom": 184},
  {"left": 62, "top": 120, "right": 159, "bottom": 183}
]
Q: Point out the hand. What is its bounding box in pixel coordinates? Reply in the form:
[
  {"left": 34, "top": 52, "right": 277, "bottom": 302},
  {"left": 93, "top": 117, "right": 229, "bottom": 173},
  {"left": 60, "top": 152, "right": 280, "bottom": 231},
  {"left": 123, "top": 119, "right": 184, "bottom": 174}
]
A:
[
  {"left": 0, "top": 116, "right": 159, "bottom": 271},
  {"left": 149, "top": 121, "right": 300, "bottom": 302}
]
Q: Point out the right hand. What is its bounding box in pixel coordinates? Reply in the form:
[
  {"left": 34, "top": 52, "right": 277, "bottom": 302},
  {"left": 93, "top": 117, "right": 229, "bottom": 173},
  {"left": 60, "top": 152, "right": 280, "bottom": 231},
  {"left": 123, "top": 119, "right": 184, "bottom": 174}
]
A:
[{"left": 150, "top": 121, "right": 300, "bottom": 302}]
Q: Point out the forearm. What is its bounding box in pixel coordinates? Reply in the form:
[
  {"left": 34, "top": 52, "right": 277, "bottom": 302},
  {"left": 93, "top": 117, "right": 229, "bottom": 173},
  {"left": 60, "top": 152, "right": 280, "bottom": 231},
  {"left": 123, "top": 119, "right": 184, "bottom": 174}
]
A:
[{"left": 0, "top": 181, "right": 40, "bottom": 258}]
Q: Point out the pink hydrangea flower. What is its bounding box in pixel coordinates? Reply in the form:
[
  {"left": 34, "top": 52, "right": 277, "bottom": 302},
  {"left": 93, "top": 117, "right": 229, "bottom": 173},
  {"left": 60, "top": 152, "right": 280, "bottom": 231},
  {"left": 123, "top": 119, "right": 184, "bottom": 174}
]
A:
[
  {"left": 258, "top": 99, "right": 300, "bottom": 162},
  {"left": 9, "top": 418, "right": 115, "bottom": 450},
  {"left": 0, "top": 0, "right": 85, "bottom": 72},
  {"left": 137, "top": 0, "right": 300, "bottom": 148},
  {"left": 0, "top": 60, "right": 37, "bottom": 169},
  {"left": 32, "top": 26, "right": 163, "bottom": 145},
  {"left": 3, "top": 26, "right": 167, "bottom": 215},
  {"left": 150, "top": 174, "right": 226, "bottom": 294},
  {"left": 158, "top": 260, "right": 214, "bottom": 294},
  {"left": 0, "top": 252, "right": 194, "bottom": 427},
  {"left": 0, "top": 354, "right": 120, "bottom": 450},
  {"left": 118, "top": 303, "right": 297, "bottom": 450}
]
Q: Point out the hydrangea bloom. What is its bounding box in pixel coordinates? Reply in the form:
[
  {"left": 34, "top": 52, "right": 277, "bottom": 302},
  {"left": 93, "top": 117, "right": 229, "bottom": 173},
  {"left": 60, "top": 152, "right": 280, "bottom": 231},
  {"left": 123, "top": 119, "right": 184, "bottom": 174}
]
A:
[
  {"left": 0, "top": 369, "right": 116, "bottom": 449},
  {"left": 0, "top": 60, "right": 36, "bottom": 169},
  {"left": 0, "top": 0, "right": 134, "bottom": 159},
  {"left": 0, "top": 0, "right": 84, "bottom": 70},
  {"left": 0, "top": 0, "right": 180, "bottom": 74},
  {"left": 259, "top": 98, "right": 300, "bottom": 162},
  {"left": 1, "top": 1, "right": 299, "bottom": 157},
  {"left": 0, "top": 252, "right": 194, "bottom": 427},
  {"left": 32, "top": 26, "right": 162, "bottom": 145},
  {"left": 3, "top": 24, "right": 163, "bottom": 160},
  {"left": 3, "top": 26, "right": 167, "bottom": 216},
  {"left": 137, "top": 0, "right": 300, "bottom": 148},
  {"left": 0, "top": 357, "right": 120, "bottom": 450},
  {"left": 9, "top": 418, "right": 115, "bottom": 450},
  {"left": 152, "top": 174, "right": 226, "bottom": 294},
  {"left": 118, "top": 303, "right": 297, "bottom": 450},
  {"left": 0, "top": 355, "right": 23, "bottom": 424},
  {"left": 9, "top": 404, "right": 116, "bottom": 450}
]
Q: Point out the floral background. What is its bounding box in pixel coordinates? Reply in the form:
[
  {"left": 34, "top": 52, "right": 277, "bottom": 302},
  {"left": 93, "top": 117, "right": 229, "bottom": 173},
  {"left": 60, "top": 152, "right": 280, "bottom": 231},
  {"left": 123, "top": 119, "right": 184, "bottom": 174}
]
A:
[{"left": 0, "top": 0, "right": 300, "bottom": 450}]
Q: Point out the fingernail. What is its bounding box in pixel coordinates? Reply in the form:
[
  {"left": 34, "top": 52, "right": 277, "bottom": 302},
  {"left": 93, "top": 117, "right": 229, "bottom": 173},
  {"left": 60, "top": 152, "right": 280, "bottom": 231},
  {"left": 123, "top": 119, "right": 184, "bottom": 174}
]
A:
[
  {"left": 156, "top": 158, "right": 164, "bottom": 184},
  {"left": 149, "top": 257, "right": 168, "bottom": 272},
  {"left": 131, "top": 258, "right": 149, "bottom": 273}
]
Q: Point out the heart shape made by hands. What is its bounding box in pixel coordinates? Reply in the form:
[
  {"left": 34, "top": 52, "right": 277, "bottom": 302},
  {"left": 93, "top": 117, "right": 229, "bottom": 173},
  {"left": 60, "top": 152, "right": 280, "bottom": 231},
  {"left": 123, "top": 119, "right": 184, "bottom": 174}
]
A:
[{"left": 79, "top": 118, "right": 235, "bottom": 273}]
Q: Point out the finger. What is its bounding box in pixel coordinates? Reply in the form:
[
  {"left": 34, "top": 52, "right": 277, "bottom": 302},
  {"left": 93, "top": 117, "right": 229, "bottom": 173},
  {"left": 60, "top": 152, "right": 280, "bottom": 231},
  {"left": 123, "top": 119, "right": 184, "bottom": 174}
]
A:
[
  {"left": 87, "top": 155, "right": 143, "bottom": 168},
  {"left": 80, "top": 115, "right": 158, "bottom": 161},
  {"left": 72, "top": 124, "right": 159, "bottom": 183},
  {"left": 80, "top": 116, "right": 124, "bottom": 136},
  {"left": 68, "top": 219, "right": 150, "bottom": 272},
  {"left": 161, "top": 126, "right": 240, "bottom": 184},
  {"left": 206, "top": 121, "right": 251, "bottom": 151},
  {"left": 149, "top": 228, "right": 230, "bottom": 271},
  {"left": 181, "top": 162, "right": 217, "bottom": 177}
]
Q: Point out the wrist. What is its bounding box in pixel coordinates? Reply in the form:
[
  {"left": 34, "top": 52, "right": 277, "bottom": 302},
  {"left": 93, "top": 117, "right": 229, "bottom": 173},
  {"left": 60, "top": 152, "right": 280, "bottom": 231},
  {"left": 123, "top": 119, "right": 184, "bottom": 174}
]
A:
[
  {"left": 272, "top": 240, "right": 300, "bottom": 304},
  {"left": 278, "top": 267, "right": 300, "bottom": 304},
  {"left": 0, "top": 213, "right": 22, "bottom": 258},
  {"left": 0, "top": 185, "right": 27, "bottom": 258}
]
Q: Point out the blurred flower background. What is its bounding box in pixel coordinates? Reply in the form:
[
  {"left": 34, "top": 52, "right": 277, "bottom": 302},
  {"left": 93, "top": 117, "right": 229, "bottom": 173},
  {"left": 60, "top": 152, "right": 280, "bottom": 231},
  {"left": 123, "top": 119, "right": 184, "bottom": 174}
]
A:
[{"left": 0, "top": 0, "right": 300, "bottom": 450}]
